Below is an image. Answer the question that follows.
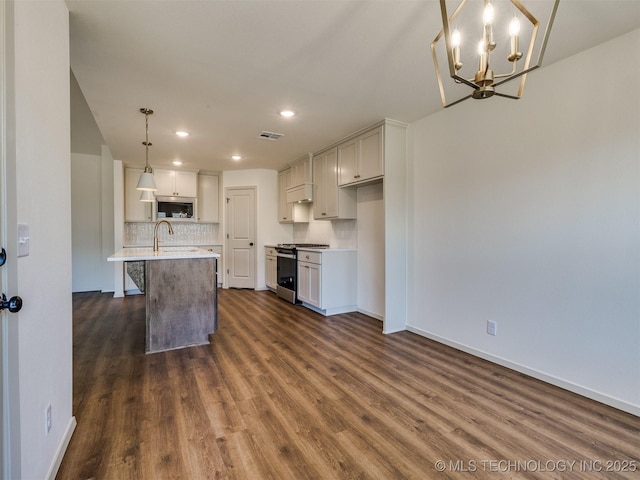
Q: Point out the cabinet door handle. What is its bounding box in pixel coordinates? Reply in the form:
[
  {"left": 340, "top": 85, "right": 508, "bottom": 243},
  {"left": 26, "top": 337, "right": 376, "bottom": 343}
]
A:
[
  {"left": 321, "top": 212, "right": 326, "bottom": 216},
  {"left": 305, "top": 255, "right": 310, "bottom": 259}
]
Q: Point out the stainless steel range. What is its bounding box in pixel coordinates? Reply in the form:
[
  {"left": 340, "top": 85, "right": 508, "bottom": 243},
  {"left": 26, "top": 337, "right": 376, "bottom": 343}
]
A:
[{"left": 275, "top": 243, "right": 329, "bottom": 304}]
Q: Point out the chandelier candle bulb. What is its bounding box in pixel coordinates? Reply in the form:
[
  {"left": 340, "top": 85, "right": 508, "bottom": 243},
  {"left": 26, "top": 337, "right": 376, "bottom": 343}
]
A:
[
  {"left": 483, "top": 2, "right": 495, "bottom": 50},
  {"left": 508, "top": 17, "right": 522, "bottom": 62},
  {"left": 452, "top": 29, "right": 462, "bottom": 70}
]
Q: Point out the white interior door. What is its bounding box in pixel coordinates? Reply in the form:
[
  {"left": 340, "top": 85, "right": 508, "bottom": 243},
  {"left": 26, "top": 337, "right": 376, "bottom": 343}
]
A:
[{"left": 226, "top": 187, "right": 256, "bottom": 289}]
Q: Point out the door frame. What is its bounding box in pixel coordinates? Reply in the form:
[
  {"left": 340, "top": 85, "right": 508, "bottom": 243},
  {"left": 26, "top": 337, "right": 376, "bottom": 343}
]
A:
[
  {"left": 0, "top": 0, "right": 6, "bottom": 474},
  {"left": 0, "top": 1, "right": 16, "bottom": 476},
  {"left": 224, "top": 186, "right": 257, "bottom": 289}
]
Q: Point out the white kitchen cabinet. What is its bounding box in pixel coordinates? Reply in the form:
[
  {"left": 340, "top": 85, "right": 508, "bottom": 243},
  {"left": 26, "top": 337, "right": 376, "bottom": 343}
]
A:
[
  {"left": 296, "top": 249, "right": 357, "bottom": 316},
  {"left": 313, "top": 147, "right": 356, "bottom": 220},
  {"left": 197, "top": 174, "right": 219, "bottom": 222},
  {"left": 154, "top": 169, "right": 197, "bottom": 197},
  {"left": 278, "top": 168, "right": 309, "bottom": 223},
  {"left": 297, "top": 255, "right": 321, "bottom": 307},
  {"left": 125, "top": 167, "right": 153, "bottom": 222},
  {"left": 289, "top": 154, "right": 312, "bottom": 187},
  {"left": 286, "top": 154, "right": 313, "bottom": 203},
  {"left": 265, "top": 246, "right": 277, "bottom": 291},
  {"left": 338, "top": 125, "right": 383, "bottom": 187}
]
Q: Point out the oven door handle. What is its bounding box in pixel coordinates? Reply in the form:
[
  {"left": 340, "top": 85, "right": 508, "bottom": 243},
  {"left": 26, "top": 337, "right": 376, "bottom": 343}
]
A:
[{"left": 276, "top": 253, "right": 296, "bottom": 259}]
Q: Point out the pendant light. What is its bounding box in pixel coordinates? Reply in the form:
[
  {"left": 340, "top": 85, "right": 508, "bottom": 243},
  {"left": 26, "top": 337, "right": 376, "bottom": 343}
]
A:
[
  {"left": 139, "top": 190, "right": 155, "bottom": 202},
  {"left": 430, "top": 0, "right": 559, "bottom": 108},
  {"left": 136, "top": 107, "right": 157, "bottom": 193}
]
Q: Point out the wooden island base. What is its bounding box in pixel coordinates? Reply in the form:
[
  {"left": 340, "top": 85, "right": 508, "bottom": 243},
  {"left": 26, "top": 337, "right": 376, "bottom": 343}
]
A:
[{"left": 145, "top": 258, "right": 217, "bottom": 354}]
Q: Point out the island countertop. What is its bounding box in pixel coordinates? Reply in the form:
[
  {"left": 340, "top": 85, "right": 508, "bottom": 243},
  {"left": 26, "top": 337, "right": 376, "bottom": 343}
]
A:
[{"left": 108, "top": 247, "right": 220, "bottom": 262}]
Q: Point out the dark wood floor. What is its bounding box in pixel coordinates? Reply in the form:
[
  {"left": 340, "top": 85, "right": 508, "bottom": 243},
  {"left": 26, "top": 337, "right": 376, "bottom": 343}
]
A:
[{"left": 57, "top": 289, "right": 639, "bottom": 479}]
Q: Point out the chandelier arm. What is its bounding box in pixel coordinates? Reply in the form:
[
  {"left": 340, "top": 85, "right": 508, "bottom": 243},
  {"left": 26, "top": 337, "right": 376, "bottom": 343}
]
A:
[
  {"left": 494, "top": 92, "right": 522, "bottom": 100},
  {"left": 493, "top": 62, "right": 518, "bottom": 80},
  {"left": 492, "top": 64, "right": 540, "bottom": 88},
  {"left": 453, "top": 74, "right": 479, "bottom": 90},
  {"left": 443, "top": 93, "right": 474, "bottom": 109},
  {"left": 534, "top": 0, "right": 560, "bottom": 66}
]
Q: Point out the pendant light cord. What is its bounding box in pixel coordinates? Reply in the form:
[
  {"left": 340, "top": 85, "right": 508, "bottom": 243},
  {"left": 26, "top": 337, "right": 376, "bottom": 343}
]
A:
[{"left": 141, "top": 107, "right": 154, "bottom": 173}]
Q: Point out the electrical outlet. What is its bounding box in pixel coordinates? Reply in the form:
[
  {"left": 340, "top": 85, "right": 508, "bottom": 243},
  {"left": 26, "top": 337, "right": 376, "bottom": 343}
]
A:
[
  {"left": 45, "top": 404, "right": 52, "bottom": 435},
  {"left": 487, "top": 320, "right": 497, "bottom": 336}
]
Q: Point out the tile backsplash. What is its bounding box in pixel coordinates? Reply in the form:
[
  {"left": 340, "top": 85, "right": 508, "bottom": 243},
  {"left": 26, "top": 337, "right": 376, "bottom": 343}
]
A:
[
  {"left": 124, "top": 222, "right": 219, "bottom": 246},
  {"left": 293, "top": 219, "right": 357, "bottom": 249}
]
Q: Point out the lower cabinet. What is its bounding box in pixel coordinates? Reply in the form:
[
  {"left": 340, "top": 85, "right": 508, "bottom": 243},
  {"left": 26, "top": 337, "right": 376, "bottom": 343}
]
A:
[
  {"left": 265, "top": 246, "right": 277, "bottom": 291},
  {"left": 296, "top": 249, "right": 357, "bottom": 316}
]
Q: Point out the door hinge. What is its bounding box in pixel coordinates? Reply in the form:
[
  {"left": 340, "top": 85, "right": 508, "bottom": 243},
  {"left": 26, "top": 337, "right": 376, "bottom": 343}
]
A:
[
  {"left": 226, "top": 269, "right": 229, "bottom": 274},
  {"left": 226, "top": 233, "right": 229, "bottom": 239},
  {"left": 226, "top": 198, "right": 230, "bottom": 204}
]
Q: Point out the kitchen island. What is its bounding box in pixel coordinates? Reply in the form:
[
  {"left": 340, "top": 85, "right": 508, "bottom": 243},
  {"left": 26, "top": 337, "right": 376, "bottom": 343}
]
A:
[{"left": 108, "top": 247, "right": 220, "bottom": 354}]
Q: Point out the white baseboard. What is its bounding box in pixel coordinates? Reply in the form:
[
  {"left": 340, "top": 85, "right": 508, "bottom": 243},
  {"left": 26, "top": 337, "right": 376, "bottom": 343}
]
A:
[
  {"left": 406, "top": 326, "right": 640, "bottom": 417},
  {"left": 357, "top": 308, "right": 383, "bottom": 321},
  {"left": 46, "top": 416, "right": 76, "bottom": 480}
]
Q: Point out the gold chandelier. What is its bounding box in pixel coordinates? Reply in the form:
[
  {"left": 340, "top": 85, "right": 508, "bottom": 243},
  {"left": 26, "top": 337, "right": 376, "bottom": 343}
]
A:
[{"left": 431, "top": 0, "right": 559, "bottom": 108}]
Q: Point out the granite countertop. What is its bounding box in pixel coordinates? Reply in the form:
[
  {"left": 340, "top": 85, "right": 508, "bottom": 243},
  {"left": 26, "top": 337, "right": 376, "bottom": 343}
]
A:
[{"left": 108, "top": 247, "right": 220, "bottom": 262}]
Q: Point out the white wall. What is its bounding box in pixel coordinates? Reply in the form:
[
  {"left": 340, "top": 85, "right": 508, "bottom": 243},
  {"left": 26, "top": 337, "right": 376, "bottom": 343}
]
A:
[
  {"left": 222, "top": 169, "right": 290, "bottom": 289},
  {"left": 70, "top": 151, "right": 115, "bottom": 293},
  {"left": 6, "top": 1, "right": 75, "bottom": 478},
  {"left": 70, "top": 70, "right": 104, "bottom": 155},
  {"left": 70, "top": 62, "right": 114, "bottom": 293},
  {"left": 71, "top": 153, "right": 102, "bottom": 291},
  {"left": 407, "top": 30, "right": 640, "bottom": 414}
]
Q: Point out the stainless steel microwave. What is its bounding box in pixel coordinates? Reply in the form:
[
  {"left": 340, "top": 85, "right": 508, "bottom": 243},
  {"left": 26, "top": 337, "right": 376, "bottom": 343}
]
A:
[{"left": 156, "top": 196, "right": 196, "bottom": 220}]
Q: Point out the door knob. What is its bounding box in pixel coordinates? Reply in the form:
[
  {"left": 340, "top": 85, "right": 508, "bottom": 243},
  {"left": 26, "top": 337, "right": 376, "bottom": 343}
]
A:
[
  {"left": 0, "top": 294, "right": 22, "bottom": 313},
  {"left": 249, "top": 242, "right": 254, "bottom": 246}
]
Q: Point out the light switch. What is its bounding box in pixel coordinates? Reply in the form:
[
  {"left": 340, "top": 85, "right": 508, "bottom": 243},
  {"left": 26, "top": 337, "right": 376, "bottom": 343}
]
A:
[{"left": 18, "top": 224, "right": 29, "bottom": 257}]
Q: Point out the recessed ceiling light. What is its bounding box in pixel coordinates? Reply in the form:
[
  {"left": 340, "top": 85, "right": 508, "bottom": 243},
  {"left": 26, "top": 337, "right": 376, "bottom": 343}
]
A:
[
  {"left": 279, "top": 110, "right": 295, "bottom": 118},
  {"left": 175, "top": 131, "right": 190, "bottom": 137},
  {"left": 172, "top": 160, "right": 183, "bottom": 166},
  {"left": 231, "top": 155, "right": 242, "bottom": 161}
]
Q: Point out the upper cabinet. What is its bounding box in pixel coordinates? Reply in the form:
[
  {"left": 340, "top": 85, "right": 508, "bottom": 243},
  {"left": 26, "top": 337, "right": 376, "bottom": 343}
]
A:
[
  {"left": 337, "top": 125, "right": 384, "bottom": 187},
  {"left": 313, "top": 147, "right": 356, "bottom": 220},
  {"left": 197, "top": 174, "right": 219, "bottom": 223},
  {"left": 278, "top": 168, "right": 309, "bottom": 224},
  {"left": 286, "top": 154, "right": 313, "bottom": 203},
  {"left": 124, "top": 167, "right": 152, "bottom": 222},
  {"left": 289, "top": 154, "right": 312, "bottom": 186},
  {"left": 154, "top": 169, "right": 197, "bottom": 197}
]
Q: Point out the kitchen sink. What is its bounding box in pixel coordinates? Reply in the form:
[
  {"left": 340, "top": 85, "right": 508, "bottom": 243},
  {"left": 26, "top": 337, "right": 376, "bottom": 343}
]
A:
[{"left": 161, "top": 247, "right": 199, "bottom": 252}]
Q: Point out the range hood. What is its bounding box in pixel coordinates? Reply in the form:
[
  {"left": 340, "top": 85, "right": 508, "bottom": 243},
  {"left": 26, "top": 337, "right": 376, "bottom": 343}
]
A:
[{"left": 286, "top": 182, "right": 313, "bottom": 203}]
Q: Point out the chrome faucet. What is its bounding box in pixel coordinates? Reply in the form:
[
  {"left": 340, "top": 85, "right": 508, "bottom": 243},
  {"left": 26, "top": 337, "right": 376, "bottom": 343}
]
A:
[{"left": 153, "top": 219, "right": 174, "bottom": 252}]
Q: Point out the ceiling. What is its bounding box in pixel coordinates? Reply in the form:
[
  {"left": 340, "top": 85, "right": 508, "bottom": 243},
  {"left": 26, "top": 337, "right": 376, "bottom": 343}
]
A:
[{"left": 67, "top": 0, "right": 640, "bottom": 173}]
